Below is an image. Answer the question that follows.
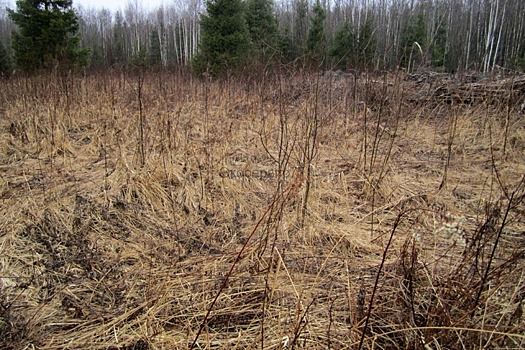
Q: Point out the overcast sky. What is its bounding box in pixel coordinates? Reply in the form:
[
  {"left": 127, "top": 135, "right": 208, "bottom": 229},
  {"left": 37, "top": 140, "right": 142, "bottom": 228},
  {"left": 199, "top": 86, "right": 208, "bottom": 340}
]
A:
[
  {"left": 3, "top": 0, "right": 167, "bottom": 12},
  {"left": 75, "top": 0, "right": 166, "bottom": 11}
]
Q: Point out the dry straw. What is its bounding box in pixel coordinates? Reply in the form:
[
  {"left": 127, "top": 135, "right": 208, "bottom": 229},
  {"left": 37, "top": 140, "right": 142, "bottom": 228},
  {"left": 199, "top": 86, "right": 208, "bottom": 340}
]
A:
[{"left": 0, "top": 70, "right": 524, "bottom": 349}]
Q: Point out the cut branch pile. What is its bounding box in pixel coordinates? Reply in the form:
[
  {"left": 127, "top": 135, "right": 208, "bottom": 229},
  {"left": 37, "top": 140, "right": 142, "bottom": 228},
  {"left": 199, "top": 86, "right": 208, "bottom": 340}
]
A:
[{"left": 406, "top": 73, "right": 525, "bottom": 109}]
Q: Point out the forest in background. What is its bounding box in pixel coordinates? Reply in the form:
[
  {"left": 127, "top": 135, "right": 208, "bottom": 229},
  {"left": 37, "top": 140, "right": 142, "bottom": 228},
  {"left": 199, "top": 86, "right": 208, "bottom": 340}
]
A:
[
  {"left": 1, "top": 0, "right": 525, "bottom": 74},
  {"left": 2, "top": 1, "right": 525, "bottom": 350}
]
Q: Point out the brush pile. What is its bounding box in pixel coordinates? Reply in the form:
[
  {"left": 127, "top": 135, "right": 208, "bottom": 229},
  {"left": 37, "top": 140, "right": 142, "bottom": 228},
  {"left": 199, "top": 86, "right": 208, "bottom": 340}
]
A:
[{"left": 406, "top": 71, "right": 525, "bottom": 108}]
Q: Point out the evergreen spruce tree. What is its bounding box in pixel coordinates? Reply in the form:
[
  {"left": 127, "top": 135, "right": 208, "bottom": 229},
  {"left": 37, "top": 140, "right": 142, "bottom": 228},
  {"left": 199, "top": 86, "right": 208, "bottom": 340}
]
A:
[
  {"left": 148, "top": 29, "right": 162, "bottom": 67},
  {"left": 329, "top": 23, "right": 355, "bottom": 69},
  {"left": 246, "top": 0, "right": 278, "bottom": 62},
  {"left": 88, "top": 45, "right": 104, "bottom": 69},
  {"left": 278, "top": 27, "right": 295, "bottom": 62},
  {"left": 431, "top": 23, "right": 447, "bottom": 70},
  {"left": 357, "top": 18, "right": 376, "bottom": 69},
  {"left": 400, "top": 13, "right": 426, "bottom": 68},
  {"left": 0, "top": 41, "right": 12, "bottom": 77},
  {"left": 307, "top": 0, "right": 325, "bottom": 63},
  {"left": 111, "top": 11, "right": 127, "bottom": 66},
  {"left": 8, "top": 0, "right": 88, "bottom": 71},
  {"left": 514, "top": 49, "right": 525, "bottom": 72},
  {"left": 193, "top": 0, "right": 251, "bottom": 76},
  {"left": 293, "top": 0, "right": 308, "bottom": 58},
  {"left": 131, "top": 47, "right": 147, "bottom": 68}
]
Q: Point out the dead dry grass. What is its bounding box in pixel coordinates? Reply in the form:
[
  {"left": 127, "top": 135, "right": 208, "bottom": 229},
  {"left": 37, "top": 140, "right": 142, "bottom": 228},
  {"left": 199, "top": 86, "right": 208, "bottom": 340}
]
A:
[{"left": 0, "top": 71, "right": 524, "bottom": 349}]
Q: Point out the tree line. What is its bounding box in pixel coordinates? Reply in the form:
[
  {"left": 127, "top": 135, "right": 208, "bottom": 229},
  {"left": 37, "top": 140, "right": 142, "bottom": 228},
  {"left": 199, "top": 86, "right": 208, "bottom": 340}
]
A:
[{"left": 1, "top": 0, "right": 525, "bottom": 76}]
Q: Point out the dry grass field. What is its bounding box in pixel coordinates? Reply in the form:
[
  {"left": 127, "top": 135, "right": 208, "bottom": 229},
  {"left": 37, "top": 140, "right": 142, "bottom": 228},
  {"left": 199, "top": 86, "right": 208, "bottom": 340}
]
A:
[{"left": 0, "top": 71, "right": 524, "bottom": 349}]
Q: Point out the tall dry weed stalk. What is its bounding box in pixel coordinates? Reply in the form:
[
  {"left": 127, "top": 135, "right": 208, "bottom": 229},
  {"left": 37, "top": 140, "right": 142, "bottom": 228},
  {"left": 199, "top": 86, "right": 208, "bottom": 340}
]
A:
[
  {"left": 439, "top": 106, "right": 458, "bottom": 190},
  {"left": 300, "top": 72, "right": 320, "bottom": 227},
  {"left": 136, "top": 69, "right": 146, "bottom": 167}
]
